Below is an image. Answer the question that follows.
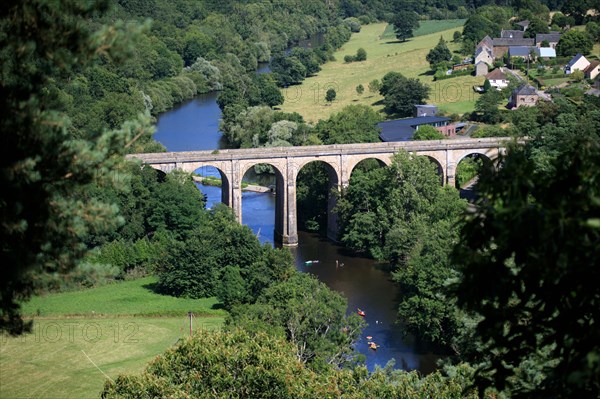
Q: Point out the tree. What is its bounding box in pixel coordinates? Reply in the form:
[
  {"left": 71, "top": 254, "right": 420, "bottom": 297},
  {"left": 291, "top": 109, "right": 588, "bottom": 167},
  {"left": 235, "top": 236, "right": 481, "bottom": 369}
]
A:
[
  {"left": 0, "top": 0, "right": 150, "bottom": 335},
  {"left": 551, "top": 12, "right": 574, "bottom": 29},
  {"left": 483, "top": 78, "right": 492, "bottom": 92},
  {"left": 586, "top": 22, "right": 600, "bottom": 43},
  {"left": 355, "top": 47, "right": 367, "bottom": 61},
  {"left": 325, "top": 88, "right": 337, "bottom": 104},
  {"left": 368, "top": 79, "right": 381, "bottom": 95},
  {"left": 392, "top": 11, "right": 420, "bottom": 42},
  {"left": 556, "top": 29, "right": 593, "bottom": 56},
  {"left": 314, "top": 105, "right": 382, "bottom": 144},
  {"left": 453, "top": 131, "right": 600, "bottom": 397},
  {"left": 227, "top": 273, "right": 365, "bottom": 367},
  {"left": 356, "top": 84, "right": 364, "bottom": 95},
  {"left": 453, "top": 31, "right": 461, "bottom": 42},
  {"left": 101, "top": 329, "right": 346, "bottom": 398},
  {"left": 474, "top": 90, "right": 502, "bottom": 124},
  {"left": 426, "top": 36, "right": 452, "bottom": 70},
  {"left": 412, "top": 125, "right": 446, "bottom": 140},
  {"left": 379, "top": 72, "right": 430, "bottom": 117}
]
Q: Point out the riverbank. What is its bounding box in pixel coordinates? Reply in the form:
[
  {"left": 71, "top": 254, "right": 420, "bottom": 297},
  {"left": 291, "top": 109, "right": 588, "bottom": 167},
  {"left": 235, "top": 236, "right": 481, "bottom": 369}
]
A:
[{"left": 278, "top": 20, "right": 479, "bottom": 122}]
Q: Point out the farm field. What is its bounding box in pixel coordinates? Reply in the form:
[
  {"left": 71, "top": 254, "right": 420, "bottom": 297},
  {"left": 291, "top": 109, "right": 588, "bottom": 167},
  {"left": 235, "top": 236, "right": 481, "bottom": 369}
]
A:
[
  {"left": 1, "top": 278, "right": 225, "bottom": 399},
  {"left": 279, "top": 21, "right": 481, "bottom": 123}
]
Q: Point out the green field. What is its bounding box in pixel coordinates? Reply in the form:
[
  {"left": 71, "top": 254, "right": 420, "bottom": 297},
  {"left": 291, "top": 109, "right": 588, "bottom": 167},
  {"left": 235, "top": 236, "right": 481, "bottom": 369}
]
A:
[
  {"left": 381, "top": 19, "right": 466, "bottom": 39},
  {"left": 1, "top": 278, "right": 225, "bottom": 399},
  {"left": 279, "top": 21, "right": 480, "bottom": 123}
]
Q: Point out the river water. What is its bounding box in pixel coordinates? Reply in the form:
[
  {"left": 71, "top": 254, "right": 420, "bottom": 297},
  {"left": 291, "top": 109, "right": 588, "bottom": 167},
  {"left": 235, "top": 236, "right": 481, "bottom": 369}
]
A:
[{"left": 153, "top": 60, "right": 440, "bottom": 374}]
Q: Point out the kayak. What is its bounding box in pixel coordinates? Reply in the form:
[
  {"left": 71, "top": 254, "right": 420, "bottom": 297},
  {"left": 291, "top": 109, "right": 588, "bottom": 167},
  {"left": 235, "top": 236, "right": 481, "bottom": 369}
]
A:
[{"left": 357, "top": 309, "right": 366, "bottom": 317}]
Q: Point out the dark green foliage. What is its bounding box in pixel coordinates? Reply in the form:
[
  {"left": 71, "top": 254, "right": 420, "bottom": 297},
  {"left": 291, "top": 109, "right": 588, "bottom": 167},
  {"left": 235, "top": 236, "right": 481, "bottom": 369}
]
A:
[
  {"left": 0, "top": 0, "right": 152, "bottom": 334},
  {"left": 392, "top": 10, "right": 420, "bottom": 42},
  {"left": 426, "top": 36, "right": 452, "bottom": 70},
  {"left": 325, "top": 88, "right": 337, "bottom": 103},
  {"left": 356, "top": 84, "right": 365, "bottom": 95},
  {"left": 586, "top": 21, "right": 600, "bottom": 43},
  {"left": 314, "top": 105, "right": 382, "bottom": 144},
  {"left": 101, "top": 329, "right": 346, "bottom": 398},
  {"left": 296, "top": 162, "right": 330, "bottom": 232},
  {"left": 337, "top": 151, "right": 461, "bottom": 260},
  {"left": 556, "top": 29, "right": 593, "bottom": 56},
  {"left": 379, "top": 72, "right": 430, "bottom": 117},
  {"left": 453, "top": 110, "right": 600, "bottom": 397},
  {"left": 412, "top": 125, "right": 446, "bottom": 140},
  {"left": 356, "top": 47, "right": 367, "bottom": 61},
  {"left": 474, "top": 90, "right": 502, "bottom": 124},
  {"left": 226, "top": 272, "right": 365, "bottom": 368}
]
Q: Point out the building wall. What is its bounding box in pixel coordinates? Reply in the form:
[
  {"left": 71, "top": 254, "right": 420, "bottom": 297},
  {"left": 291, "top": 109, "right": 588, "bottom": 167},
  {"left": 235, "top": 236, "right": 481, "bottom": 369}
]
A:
[
  {"left": 475, "top": 63, "right": 489, "bottom": 76},
  {"left": 516, "top": 94, "right": 538, "bottom": 108},
  {"left": 567, "top": 58, "right": 590, "bottom": 74},
  {"left": 435, "top": 124, "right": 456, "bottom": 137},
  {"left": 475, "top": 50, "right": 493, "bottom": 65},
  {"left": 586, "top": 65, "right": 600, "bottom": 80}
]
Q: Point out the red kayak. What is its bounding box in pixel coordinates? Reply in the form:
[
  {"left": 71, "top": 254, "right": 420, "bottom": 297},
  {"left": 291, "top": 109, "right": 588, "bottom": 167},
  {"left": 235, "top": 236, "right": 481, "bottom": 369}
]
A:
[{"left": 357, "top": 309, "right": 366, "bottom": 317}]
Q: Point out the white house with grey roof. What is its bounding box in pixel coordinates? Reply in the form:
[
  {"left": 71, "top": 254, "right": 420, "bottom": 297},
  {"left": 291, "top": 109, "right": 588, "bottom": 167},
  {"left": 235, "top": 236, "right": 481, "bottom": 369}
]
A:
[{"left": 565, "top": 54, "right": 590, "bottom": 74}]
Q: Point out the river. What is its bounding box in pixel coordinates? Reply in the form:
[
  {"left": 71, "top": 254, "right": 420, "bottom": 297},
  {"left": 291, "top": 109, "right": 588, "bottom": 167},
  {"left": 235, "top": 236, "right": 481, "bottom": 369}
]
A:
[{"left": 153, "top": 53, "right": 441, "bottom": 374}]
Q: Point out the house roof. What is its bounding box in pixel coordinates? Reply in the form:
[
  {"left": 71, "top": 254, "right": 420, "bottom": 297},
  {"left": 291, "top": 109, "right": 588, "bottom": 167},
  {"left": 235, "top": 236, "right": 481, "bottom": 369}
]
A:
[
  {"left": 567, "top": 53, "right": 588, "bottom": 68},
  {"left": 584, "top": 60, "right": 600, "bottom": 73},
  {"left": 377, "top": 116, "right": 451, "bottom": 142},
  {"left": 477, "top": 35, "right": 493, "bottom": 49},
  {"left": 536, "top": 32, "right": 561, "bottom": 44},
  {"left": 515, "top": 20, "right": 530, "bottom": 28},
  {"left": 492, "top": 38, "right": 535, "bottom": 47},
  {"left": 513, "top": 84, "right": 537, "bottom": 96},
  {"left": 509, "top": 46, "right": 534, "bottom": 56},
  {"left": 536, "top": 47, "right": 557, "bottom": 58},
  {"left": 501, "top": 30, "right": 524, "bottom": 39},
  {"left": 486, "top": 68, "right": 508, "bottom": 81}
]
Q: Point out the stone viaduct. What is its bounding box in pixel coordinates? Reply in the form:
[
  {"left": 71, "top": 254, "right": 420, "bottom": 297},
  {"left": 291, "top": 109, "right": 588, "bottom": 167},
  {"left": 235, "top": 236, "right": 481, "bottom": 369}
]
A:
[{"left": 127, "top": 137, "right": 511, "bottom": 246}]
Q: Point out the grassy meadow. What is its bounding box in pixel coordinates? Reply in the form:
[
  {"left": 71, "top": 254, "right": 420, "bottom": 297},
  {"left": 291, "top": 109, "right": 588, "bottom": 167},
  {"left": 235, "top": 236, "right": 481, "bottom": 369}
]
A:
[
  {"left": 279, "top": 21, "right": 482, "bottom": 122},
  {"left": 1, "top": 278, "right": 225, "bottom": 399}
]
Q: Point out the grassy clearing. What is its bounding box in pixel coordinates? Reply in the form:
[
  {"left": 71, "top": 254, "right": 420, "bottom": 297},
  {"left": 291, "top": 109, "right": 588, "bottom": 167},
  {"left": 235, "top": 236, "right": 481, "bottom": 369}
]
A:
[
  {"left": 2, "top": 278, "right": 225, "bottom": 398},
  {"left": 381, "top": 19, "right": 465, "bottom": 39},
  {"left": 1, "top": 317, "right": 222, "bottom": 399},
  {"left": 22, "top": 276, "right": 226, "bottom": 317},
  {"left": 279, "top": 21, "right": 480, "bottom": 123}
]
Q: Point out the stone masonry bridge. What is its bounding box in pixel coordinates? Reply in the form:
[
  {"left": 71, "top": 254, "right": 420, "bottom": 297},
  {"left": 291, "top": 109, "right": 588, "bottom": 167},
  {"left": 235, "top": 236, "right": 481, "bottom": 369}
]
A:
[{"left": 127, "top": 137, "right": 511, "bottom": 246}]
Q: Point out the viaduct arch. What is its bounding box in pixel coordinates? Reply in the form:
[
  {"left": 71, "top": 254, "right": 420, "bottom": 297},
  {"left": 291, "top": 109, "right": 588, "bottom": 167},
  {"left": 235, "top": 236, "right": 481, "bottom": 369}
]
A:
[{"left": 127, "top": 138, "right": 511, "bottom": 246}]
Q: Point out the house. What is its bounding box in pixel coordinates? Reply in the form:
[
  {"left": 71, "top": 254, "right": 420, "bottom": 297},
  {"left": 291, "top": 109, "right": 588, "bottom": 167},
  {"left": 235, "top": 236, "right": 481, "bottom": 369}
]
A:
[
  {"left": 492, "top": 38, "right": 535, "bottom": 59},
  {"left": 565, "top": 54, "right": 590, "bottom": 74},
  {"left": 508, "top": 46, "right": 535, "bottom": 60},
  {"left": 535, "top": 32, "right": 561, "bottom": 48},
  {"left": 509, "top": 84, "right": 540, "bottom": 109},
  {"left": 414, "top": 104, "right": 438, "bottom": 117},
  {"left": 485, "top": 68, "right": 509, "bottom": 89},
  {"left": 501, "top": 30, "right": 525, "bottom": 39},
  {"left": 474, "top": 45, "right": 494, "bottom": 66},
  {"left": 515, "top": 20, "right": 530, "bottom": 31},
  {"left": 477, "top": 35, "right": 493, "bottom": 50},
  {"left": 583, "top": 60, "right": 600, "bottom": 80},
  {"left": 475, "top": 61, "right": 489, "bottom": 76},
  {"left": 378, "top": 115, "right": 456, "bottom": 142},
  {"left": 535, "top": 47, "right": 557, "bottom": 59}
]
